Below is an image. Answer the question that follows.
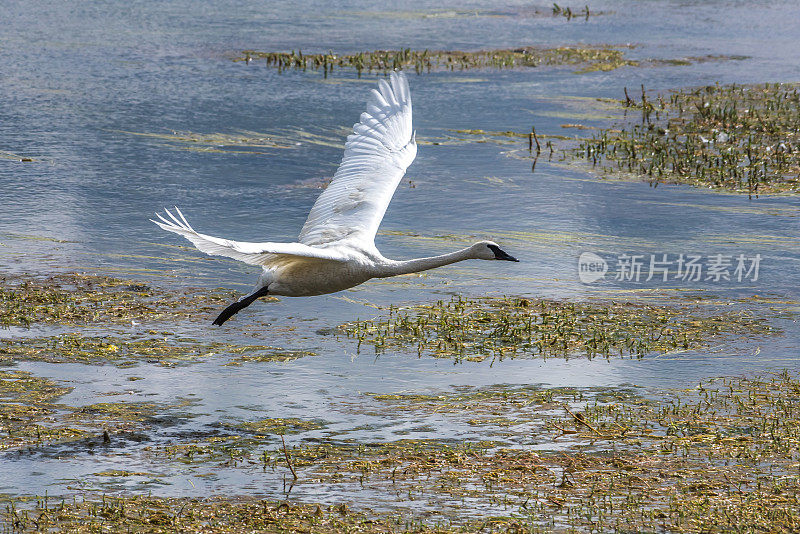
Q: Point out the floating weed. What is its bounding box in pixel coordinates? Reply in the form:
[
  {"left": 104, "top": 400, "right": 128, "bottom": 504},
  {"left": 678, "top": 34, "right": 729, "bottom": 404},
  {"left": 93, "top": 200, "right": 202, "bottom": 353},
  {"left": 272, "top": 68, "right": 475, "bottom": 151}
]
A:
[
  {"left": 1, "top": 232, "right": 77, "bottom": 244},
  {"left": 0, "top": 494, "right": 440, "bottom": 533},
  {"left": 0, "top": 150, "right": 35, "bottom": 162},
  {"left": 0, "top": 272, "right": 235, "bottom": 326},
  {"left": 65, "top": 398, "right": 198, "bottom": 438},
  {"left": 116, "top": 126, "right": 349, "bottom": 154},
  {"left": 0, "top": 367, "right": 201, "bottom": 452},
  {"left": 525, "top": 371, "right": 800, "bottom": 532},
  {"left": 162, "top": 375, "right": 800, "bottom": 531},
  {"left": 0, "top": 334, "right": 315, "bottom": 367},
  {"left": 364, "top": 385, "right": 614, "bottom": 420},
  {"left": 344, "top": 5, "right": 610, "bottom": 21},
  {"left": 340, "top": 296, "right": 774, "bottom": 362},
  {"left": 573, "top": 82, "right": 800, "bottom": 194},
  {"left": 90, "top": 469, "right": 152, "bottom": 477},
  {"left": 0, "top": 370, "right": 87, "bottom": 451},
  {"left": 228, "top": 417, "right": 324, "bottom": 435},
  {"left": 348, "top": 385, "right": 633, "bottom": 439},
  {"left": 224, "top": 347, "right": 316, "bottom": 366},
  {"left": 152, "top": 435, "right": 254, "bottom": 467},
  {"left": 69, "top": 401, "right": 163, "bottom": 426},
  {"left": 112, "top": 129, "right": 294, "bottom": 151}
]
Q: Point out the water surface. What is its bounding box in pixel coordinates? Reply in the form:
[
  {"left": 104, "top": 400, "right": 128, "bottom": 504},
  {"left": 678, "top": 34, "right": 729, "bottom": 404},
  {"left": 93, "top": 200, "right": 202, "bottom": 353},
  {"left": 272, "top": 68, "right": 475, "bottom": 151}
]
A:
[{"left": 1, "top": 0, "right": 799, "bottom": 512}]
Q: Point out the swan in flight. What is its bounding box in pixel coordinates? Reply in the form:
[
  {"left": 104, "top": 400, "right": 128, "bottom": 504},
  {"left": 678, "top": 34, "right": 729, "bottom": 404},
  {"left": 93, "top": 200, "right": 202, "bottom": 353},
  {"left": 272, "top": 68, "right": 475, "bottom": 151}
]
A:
[{"left": 152, "top": 71, "right": 518, "bottom": 326}]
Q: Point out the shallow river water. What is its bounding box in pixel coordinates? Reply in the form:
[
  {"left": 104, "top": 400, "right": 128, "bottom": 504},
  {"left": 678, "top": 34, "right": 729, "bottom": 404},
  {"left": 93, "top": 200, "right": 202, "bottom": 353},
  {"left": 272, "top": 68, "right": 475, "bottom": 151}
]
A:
[{"left": 1, "top": 0, "right": 799, "bottom": 515}]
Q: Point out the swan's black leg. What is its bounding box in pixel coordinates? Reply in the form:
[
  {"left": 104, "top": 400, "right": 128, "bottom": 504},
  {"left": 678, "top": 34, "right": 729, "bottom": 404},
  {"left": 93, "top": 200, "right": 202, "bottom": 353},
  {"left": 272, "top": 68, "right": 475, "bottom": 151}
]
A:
[{"left": 212, "top": 286, "right": 270, "bottom": 326}]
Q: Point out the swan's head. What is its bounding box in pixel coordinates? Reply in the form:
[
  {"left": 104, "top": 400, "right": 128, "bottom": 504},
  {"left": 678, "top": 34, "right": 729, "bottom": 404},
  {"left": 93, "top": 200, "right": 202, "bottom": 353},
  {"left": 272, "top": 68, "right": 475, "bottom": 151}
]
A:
[{"left": 472, "top": 241, "right": 519, "bottom": 262}]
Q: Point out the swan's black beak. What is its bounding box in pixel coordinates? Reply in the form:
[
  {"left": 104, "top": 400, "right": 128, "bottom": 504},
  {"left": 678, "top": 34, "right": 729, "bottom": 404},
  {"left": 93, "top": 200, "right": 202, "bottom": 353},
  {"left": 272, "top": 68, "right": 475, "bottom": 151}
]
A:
[{"left": 488, "top": 244, "right": 519, "bottom": 262}]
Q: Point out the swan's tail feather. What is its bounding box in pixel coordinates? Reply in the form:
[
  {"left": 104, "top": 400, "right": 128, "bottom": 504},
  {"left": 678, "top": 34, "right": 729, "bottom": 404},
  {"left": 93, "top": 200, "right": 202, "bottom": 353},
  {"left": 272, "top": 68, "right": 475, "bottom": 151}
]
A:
[{"left": 212, "top": 286, "right": 270, "bottom": 326}]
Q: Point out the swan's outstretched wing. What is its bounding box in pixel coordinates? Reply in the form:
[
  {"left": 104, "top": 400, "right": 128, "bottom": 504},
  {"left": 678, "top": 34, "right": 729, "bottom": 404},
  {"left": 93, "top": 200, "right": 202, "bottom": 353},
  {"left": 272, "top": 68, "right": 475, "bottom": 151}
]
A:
[
  {"left": 152, "top": 208, "right": 347, "bottom": 265},
  {"left": 299, "top": 71, "right": 417, "bottom": 247}
]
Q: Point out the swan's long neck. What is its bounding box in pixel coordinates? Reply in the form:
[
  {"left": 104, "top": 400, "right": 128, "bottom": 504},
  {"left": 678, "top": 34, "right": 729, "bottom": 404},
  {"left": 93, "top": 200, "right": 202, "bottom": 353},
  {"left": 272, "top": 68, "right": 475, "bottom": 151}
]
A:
[{"left": 377, "top": 247, "right": 475, "bottom": 277}]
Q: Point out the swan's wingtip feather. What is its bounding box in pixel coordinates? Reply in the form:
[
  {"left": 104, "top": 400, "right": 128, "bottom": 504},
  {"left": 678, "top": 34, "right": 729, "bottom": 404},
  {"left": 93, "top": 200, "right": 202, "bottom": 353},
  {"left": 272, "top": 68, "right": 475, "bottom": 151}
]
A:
[{"left": 174, "top": 206, "right": 193, "bottom": 229}]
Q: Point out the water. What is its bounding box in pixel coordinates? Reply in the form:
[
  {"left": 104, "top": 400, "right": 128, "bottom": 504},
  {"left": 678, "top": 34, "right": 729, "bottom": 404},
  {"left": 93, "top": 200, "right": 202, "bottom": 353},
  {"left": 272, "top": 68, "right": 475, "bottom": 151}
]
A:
[{"left": 1, "top": 0, "right": 799, "bottom": 512}]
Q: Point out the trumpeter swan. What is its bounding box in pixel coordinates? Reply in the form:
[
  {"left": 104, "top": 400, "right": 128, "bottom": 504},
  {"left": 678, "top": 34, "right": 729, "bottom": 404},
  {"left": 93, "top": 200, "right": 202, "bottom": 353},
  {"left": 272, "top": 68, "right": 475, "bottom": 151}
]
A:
[{"left": 152, "top": 71, "right": 518, "bottom": 325}]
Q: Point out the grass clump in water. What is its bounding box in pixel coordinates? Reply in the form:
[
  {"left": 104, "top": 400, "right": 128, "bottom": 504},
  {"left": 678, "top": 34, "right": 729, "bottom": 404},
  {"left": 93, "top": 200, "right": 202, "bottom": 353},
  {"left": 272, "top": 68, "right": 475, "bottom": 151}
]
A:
[
  {"left": 236, "top": 47, "right": 744, "bottom": 76},
  {"left": 576, "top": 83, "right": 800, "bottom": 194},
  {"left": 235, "top": 46, "right": 638, "bottom": 75},
  {"left": 340, "top": 296, "right": 773, "bottom": 362}
]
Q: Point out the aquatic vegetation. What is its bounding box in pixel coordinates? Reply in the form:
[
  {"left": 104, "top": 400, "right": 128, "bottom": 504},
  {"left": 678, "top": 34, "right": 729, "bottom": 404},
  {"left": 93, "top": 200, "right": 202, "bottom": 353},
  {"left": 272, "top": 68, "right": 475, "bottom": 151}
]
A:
[
  {"left": 551, "top": 3, "right": 593, "bottom": 20},
  {"left": 527, "top": 371, "right": 800, "bottom": 532},
  {"left": 70, "top": 401, "right": 164, "bottom": 427},
  {"left": 224, "top": 346, "right": 316, "bottom": 365},
  {"left": 90, "top": 469, "right": 151, "bottom": 477},
  {"left": 575, "top": 83, "right": 800, "bottom": 194},
  {"left": 0, "top": 494, "right": 441, "bottom": 533},
  {"left": 340, "top": 296, "right": 773, "bottom": 362},
  {"left": 0, "top": 150, "right": 34, "bottom": 162},
  {"left": 363, "top": 385, "right": 625, "bottom": 429},
  {"left": 345, "top": 5, "right": 609, "bottom": 22},
  {"left": 0, "top": 370, "right": 87, "bottom": 451},
  {"left": 0, "top": 273, "right": 234, "bottom": 327},
  {"left": 0, "top": 366, "right": 202, "bottom": 452},
  {"left": 115, "top": 129, "right": 293, "bottom": 150},
  {"left": 0, "top": 333, "right": 314, "bottom": 367},
  {"left": 236, "top": 46, "right": 638, "bottom": 75},
  {"left": 20, "top": 373, "right": 793, "bottom": 531},
  {"left": 117, "top": 127, "right": 349, "bottom": 154},
  {"left": 235, "top": 46, "right": 744, "bottom": 76},
  {"left": 123, "top": 373, "right": 800, "bottom": 532},
  {"left": 229, "top": 417, "right": 324, "bottom": 435}
]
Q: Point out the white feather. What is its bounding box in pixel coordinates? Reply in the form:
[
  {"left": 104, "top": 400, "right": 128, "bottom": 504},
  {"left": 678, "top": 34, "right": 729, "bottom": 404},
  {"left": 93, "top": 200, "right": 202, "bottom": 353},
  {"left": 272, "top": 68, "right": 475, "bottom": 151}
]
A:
[
  {"left": 151, "top": 207, "right": 348, "bottom": 265},
  {"left": 298, "top": 71, "right": 416, "bottom": 247}
]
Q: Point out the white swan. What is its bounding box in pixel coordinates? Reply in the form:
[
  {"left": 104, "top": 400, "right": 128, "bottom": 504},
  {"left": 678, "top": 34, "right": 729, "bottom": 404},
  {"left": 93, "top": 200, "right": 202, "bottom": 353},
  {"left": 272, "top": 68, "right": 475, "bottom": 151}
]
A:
[{"left": 152, "top": 71, "right": 518, "bottom": 325}]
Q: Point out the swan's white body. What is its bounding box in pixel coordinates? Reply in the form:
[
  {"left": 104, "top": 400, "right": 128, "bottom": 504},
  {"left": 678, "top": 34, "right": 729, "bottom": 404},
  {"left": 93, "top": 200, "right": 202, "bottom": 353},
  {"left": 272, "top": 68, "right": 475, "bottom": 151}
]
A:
[{"left": 153, "top": 72, "right": 517, "bottom": 324}]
